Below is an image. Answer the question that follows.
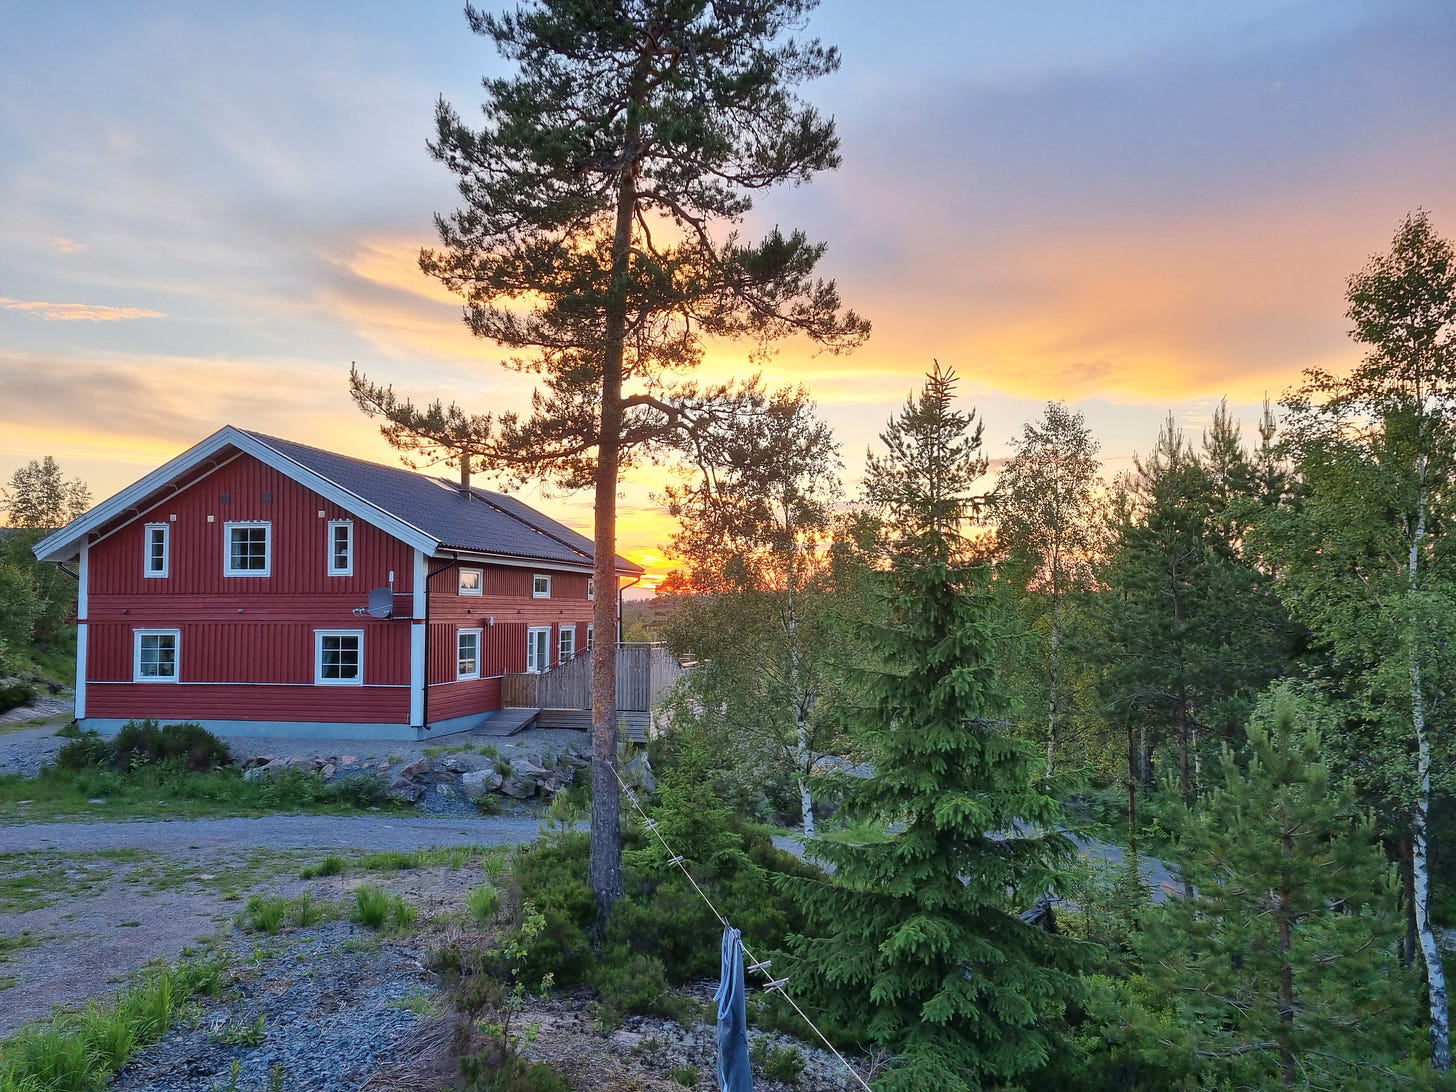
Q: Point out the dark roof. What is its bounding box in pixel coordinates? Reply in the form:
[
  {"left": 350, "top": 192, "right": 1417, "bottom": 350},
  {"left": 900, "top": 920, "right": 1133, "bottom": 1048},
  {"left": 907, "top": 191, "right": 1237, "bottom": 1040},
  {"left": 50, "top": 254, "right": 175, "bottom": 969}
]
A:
[{"left": 242, "top": 430, "right": 638, "bottom": 572}]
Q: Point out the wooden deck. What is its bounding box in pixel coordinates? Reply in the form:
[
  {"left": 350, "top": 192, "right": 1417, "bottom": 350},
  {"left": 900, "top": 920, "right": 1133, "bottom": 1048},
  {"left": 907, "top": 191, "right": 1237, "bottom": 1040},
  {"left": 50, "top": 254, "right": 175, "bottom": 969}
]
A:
[{"left": 501, "top": 645, "right": 684, "bottom": 742}]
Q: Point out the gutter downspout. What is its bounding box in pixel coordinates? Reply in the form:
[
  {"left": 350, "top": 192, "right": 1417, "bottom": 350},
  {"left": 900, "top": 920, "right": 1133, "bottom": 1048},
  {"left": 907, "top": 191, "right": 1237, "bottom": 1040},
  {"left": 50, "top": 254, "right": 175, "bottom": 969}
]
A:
[{"left": 421, "top": 554, "right": 462, "bottom": 732}]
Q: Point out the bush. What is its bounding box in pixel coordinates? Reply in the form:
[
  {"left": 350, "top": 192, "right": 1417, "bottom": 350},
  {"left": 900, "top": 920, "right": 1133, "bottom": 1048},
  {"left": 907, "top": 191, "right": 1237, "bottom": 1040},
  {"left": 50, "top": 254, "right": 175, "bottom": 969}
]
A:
[
  {"left": 112, "top": 720, "right": 230, "bottom": 772},
  {"left": 0, "top": 676, "right": 36, "bottom": 714},
  {"left": 57, "top": 729, "right": 112, "bottom": 770}
]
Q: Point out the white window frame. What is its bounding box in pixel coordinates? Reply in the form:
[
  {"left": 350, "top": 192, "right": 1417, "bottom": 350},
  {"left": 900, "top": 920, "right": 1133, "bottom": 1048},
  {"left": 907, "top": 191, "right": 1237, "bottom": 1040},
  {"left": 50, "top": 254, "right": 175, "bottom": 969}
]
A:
[
  {"left": 532, "top": 573, "right": 551, "bottom": 599},
  {"left": 459, "top": 567, "right": 483, "bottom": 596},
  {"left": 133, "top": 629, "right": 180, "bottom": 682},
  {"left": 327, "top": 520, "right": 354, "bottom": 576},
  {"left": 559, "top": 625, "right": 576, "bottom": 662},
  {"left": 586, "top": 624, "right": 594, "bottom": 652},
  {"left": 458, "top": 628, "right": 482, "bottom": 681},
  {"left": 587, "top": 577, "right": 594, "bottom": 600},
  {"left": 315, "top": 629, "right": 364, "bottom": 686},
  {"left": 143, "top": 523, "right": 169, "bottom": 579},
  {"left": 224, "top": 520, "right": 272, "bottom": 577},
  {"left": 526, "top": 626, "right": 551, "bottom": 674}
]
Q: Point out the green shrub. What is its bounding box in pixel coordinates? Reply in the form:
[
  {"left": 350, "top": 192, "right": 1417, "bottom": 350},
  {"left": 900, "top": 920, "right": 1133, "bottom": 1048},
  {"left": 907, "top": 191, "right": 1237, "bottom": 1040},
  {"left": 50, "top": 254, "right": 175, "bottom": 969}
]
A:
[
  {"left": 588, "top": 951, "right": 681, "bottom": 1029},
  {"left": 750, "top": 1038, "right": 805, "bottom": 1084},
  {"left": 360, "top": 850, "right": 418, "bottom": 871},
  {"left": 109, "top": 720, "right": 231, "bottom": 772},
  {"left": 0, "top": 677, "right": 36, "bottom": 715},
  {"left": 56, "top": 729, "right": 111, "bottom": 770}
]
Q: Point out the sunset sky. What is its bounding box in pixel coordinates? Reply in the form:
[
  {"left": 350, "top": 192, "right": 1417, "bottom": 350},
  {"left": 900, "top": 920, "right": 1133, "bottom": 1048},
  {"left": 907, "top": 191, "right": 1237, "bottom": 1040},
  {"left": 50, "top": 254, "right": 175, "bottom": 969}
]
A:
[{"left": 4, "top": 1, "right": 1455, "bottom": 588}]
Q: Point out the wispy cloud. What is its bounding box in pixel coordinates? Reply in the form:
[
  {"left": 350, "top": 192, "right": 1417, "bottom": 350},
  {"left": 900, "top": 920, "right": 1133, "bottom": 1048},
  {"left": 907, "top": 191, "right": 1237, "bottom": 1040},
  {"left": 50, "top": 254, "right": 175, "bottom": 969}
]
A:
[
  {"left": 49, "top": 237, "right": 89, "bottom": 253},
  {"left": 0, "top": 297, "right": 164, "bottom": 322}
]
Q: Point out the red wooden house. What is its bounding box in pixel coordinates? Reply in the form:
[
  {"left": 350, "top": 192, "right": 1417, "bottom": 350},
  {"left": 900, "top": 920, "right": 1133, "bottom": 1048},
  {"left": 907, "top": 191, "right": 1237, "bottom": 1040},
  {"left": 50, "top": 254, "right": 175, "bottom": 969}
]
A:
[{"left": 32, "top": 426, "right": 643, "bottom": 740}]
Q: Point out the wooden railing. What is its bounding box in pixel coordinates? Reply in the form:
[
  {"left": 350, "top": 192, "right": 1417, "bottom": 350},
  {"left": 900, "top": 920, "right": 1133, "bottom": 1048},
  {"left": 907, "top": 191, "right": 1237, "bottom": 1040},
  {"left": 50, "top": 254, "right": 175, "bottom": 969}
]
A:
[{"left": 502, "top": 643, "right": 686, "bottom": 713}]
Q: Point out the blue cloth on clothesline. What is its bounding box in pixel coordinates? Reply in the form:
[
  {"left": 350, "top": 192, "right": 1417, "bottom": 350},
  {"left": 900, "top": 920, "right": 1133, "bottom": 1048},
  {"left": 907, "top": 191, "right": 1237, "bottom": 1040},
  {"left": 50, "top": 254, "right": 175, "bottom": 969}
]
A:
[{"left": 714, "top": 922, "right": 754, "bottom": 1092}]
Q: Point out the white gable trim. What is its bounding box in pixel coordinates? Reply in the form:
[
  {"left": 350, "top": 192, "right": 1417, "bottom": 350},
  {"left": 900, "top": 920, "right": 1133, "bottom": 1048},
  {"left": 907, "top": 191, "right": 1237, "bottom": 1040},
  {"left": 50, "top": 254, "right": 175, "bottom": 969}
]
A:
[{"left": 32, "top": 426, "right": 443, "bottom": 563}]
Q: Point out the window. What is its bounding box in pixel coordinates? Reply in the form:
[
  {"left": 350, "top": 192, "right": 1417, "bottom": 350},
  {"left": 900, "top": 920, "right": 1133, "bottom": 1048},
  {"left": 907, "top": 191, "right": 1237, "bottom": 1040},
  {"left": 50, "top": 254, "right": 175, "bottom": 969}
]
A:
[
  {"left": 532, "top": 573, "right": 551, "bottom": 598},
  {"left": 143, "top": 523, "right": 169, "bottom": 578},
  {"left": 587, "top": 577, "right": 594, "bottom": 600},
  {"left": 559, "top": 625, "right": 576, "bottom": 662},
  {"left": 224, "top": 521, "right": 271, "bottom": 577},
  {"left": 458, "top": 628, "right": 482, "bottom": 680},
  {"left": 315, "top": 630, "right": 363, "bottom": 685},
  {"left": 133, "top": 629, "right": 179, "bottom": 682},
  {"left": 327, "top": 520, "right": 353, "bottom": 576},
  {"left": 526, "top": 626, "right": 551, "bottom": 673},
  {"left": 586, "top": 624, "right": 594, "bottom": 652},
  {"left": 459, "top": 568, "right": 483, "bottom": 596}
]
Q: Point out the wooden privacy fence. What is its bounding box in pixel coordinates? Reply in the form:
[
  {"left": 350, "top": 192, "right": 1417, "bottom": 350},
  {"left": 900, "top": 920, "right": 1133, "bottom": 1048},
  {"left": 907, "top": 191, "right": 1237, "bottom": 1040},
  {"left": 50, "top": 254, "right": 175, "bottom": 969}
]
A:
[{"left": 502, "top": 643, "right": 686, "bottom": 723}]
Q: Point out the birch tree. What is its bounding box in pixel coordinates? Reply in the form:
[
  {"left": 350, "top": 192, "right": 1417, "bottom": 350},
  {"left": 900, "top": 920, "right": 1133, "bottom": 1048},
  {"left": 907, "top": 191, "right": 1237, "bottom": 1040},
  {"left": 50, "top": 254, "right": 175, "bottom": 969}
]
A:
[
  {"left": 1268, "top": 210, "right": 1456, "bottom": 1071},
  {"left": 993, "top": 402, "right": 1102, "bottom": 773}
]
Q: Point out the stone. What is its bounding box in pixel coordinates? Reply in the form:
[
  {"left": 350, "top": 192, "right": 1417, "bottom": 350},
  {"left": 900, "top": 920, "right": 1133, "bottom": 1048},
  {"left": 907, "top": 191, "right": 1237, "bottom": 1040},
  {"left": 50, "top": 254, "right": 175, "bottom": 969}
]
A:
[
  {"left": 398, "top": 757, "right": 433, "bottom": 781},
  {"left": 622, "top": 752, "right": 655, "bottom": 794},
  {"left": 339, "top": 755, "right": 359, "bottom": 767},
  {"left": 387, "top": 778, "right": 427, "bottom": 804},
  {"left": 319, "top": 762, "right": 336, "bottom": 782},
  {"left": 500, "top": 757, "right": 549, "bottom": 799},
  {"left": 283, "top": 755, "right": 317, "bottom": 770},
  {"left": 460, "top": 768, "right": 505, "bottom": 800},
  {"left": 243, "top": 759, "right": 285, "bottom": 783},
  {"left": 441, "top": 752, "right": 491, "bottom": 773}
]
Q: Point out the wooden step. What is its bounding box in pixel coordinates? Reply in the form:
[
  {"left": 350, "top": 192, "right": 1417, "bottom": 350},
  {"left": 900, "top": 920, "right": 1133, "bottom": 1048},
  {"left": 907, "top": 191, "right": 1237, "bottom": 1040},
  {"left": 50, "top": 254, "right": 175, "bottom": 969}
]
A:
[{"left": 475, "top": 707, "right": 541, "bottom": 736}]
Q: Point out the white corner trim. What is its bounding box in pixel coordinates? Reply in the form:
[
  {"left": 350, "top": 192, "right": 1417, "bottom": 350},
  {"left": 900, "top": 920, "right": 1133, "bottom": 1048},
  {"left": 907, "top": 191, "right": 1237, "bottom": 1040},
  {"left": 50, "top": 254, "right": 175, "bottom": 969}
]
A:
[
  {"left": 77, "top": 542, "right": 89, "bottom": 621},
  {"left": 410, "top": 622, "right": 425, "bottom": 727},
  {"left": 75, "top": 623, "right": 87, "bottom": 719}
]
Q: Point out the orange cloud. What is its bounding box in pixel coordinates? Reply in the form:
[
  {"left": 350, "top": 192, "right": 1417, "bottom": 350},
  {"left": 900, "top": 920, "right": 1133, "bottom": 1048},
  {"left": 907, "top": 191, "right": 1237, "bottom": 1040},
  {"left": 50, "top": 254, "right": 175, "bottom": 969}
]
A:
[{"left": 0, "top": 297, "right": 164, "bottom": 321}]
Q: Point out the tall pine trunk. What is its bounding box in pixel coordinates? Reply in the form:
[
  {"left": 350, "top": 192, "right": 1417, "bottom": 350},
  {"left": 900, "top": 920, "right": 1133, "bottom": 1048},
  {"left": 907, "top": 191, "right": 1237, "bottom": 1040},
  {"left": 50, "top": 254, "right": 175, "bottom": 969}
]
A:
[{"left": 588, "top": 94, "right": 644, "bottom": 927}]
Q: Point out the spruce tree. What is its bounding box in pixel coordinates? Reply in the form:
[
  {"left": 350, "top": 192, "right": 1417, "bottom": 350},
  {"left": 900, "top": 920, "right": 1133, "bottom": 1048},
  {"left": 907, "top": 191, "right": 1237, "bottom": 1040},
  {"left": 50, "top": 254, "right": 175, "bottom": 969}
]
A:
[
  {"left": 1136, "top": 685, "right": 1417, "bottom": 1089},
  {"left": 784, "top": 368, "right": 1079, "bottom": 1090}
]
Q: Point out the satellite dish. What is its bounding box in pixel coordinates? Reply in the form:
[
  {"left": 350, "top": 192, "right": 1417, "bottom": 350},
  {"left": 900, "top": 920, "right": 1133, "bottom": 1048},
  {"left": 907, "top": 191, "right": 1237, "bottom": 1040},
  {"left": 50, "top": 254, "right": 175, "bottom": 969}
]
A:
[{"left": 367, "top": 587, "right": 394, "bottom": 619}]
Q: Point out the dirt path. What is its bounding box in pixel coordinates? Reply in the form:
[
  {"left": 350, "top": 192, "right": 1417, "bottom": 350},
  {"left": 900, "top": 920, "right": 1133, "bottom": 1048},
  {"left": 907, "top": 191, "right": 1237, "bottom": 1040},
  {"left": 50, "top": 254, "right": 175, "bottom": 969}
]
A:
[{"left": 0, "top": 815, "right": 548, "bottom": 1038}]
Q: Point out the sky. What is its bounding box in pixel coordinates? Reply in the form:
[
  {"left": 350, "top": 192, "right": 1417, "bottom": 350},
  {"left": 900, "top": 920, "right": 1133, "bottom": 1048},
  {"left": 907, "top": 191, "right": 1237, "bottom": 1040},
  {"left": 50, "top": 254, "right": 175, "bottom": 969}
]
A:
[{"left": 3, "top": 0, "right": 1455, "bottom": 589}]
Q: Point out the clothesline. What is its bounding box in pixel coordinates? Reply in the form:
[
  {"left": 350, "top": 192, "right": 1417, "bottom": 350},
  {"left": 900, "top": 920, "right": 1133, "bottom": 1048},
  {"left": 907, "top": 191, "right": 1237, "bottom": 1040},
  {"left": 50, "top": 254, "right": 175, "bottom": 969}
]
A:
[{"left": 612, "top": 765, "right": 875, "bottom": 1092}]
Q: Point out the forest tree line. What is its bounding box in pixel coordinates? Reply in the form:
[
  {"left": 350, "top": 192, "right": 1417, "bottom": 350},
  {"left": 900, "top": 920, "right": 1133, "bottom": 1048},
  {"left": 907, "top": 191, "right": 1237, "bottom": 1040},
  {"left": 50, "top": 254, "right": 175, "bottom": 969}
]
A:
[{"left": 644, "top": 209, "right": 1456, "bottom": 1088}]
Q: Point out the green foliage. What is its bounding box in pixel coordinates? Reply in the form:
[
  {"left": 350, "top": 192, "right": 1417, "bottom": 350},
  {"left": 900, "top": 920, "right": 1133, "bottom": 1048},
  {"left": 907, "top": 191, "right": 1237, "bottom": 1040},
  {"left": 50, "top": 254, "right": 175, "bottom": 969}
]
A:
[
  {"left": 299, "top": 854, "right": 347, "bottom": 879},
  {"left": 212, "top": 1014, "right": 267, "bottom": 1047},
  {"left": 785, "top": 406, "right": 1083, "bottom": 1088},
  {"left": 466, "top": 883, "right": 501, "bottom": 923},
  {"left": 749, "top": 1038, "right": 805, "bottom": 1084},
  {"left": 1125, "top": 687, "right": 1421, "bottom": 1087},
  {"left": 243, "top": 894, "right": 289, "bottom": 933},
  {"left": 111, "top": 720, "right": 232, "bottom": 772},
  {"left": 56, "top": 729, "right": 111, "bottom": 770},
  {"left": 351, "top": 885, "right": 415, "bottom": 932},
  {"left": 0, "top": 953, "right": 226, "bottom": 1092}
]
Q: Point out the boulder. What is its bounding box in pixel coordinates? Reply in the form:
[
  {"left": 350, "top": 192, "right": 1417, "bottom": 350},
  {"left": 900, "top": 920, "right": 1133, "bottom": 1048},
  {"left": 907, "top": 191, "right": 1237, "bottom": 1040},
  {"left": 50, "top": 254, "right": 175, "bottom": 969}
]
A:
[
  {"left": 622, "top": 751, "right": 655, "bottom": 794},
  {"left": 499, "top": 757, "right": 549, "bottom": 799},
  {"left": 440, "top": 752, "right": 492, "bottom": 774},
  {"left": 388, "top": 778, "right": 427, "bottom": 804},
  {"left": 242, "top": 758, "right": 284, "bottom": 783},
  {"left": 460, "top": 768, "right": 505, "bottom": 800},
  {"left": 319, "top": 762, "right": 336, "bottom": 783},
  {"left": 398, "top": 756, "right": 433, "bottom": 781}
]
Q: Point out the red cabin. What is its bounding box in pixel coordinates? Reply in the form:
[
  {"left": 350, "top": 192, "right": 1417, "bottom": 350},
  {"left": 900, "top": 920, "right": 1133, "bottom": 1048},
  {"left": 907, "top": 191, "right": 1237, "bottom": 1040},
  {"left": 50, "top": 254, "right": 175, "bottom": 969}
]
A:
[{"left": 32, "top": 427, "right": 642, "bottom": 740}]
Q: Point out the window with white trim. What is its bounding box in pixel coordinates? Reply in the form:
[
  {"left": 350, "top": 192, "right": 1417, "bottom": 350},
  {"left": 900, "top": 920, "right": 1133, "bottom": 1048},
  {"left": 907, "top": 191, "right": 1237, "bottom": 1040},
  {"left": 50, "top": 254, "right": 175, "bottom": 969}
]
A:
[
  {"left": 526, "top": 626, "right": 551, "bottom": 673},
  {"left": 133, "top": 629, "right": 179, "bottom": 682},
  {"left": 586, "top": 624, "right": 594, "bottom": 652},
  {"left": 587, "top": 577, "right": 594, "bottom": 600},
  {"left": 532, "top": 573, "right": 551, "bottom": 598},
  {"left": 224, "top": 521, "right": 271, "bottom": 577},
  {"left": 327, "top": 520, "right": 354, "bottom": 576},
  {"left": 459, "top": 568, "right": 483, "bottom": 596},
  {"left": 315, "top": 630, "right": 363, "bottom": 685},
  {"left": 143, "top": 523, "right": 169, "bottom": 578},
  {"left": 559, "top": 625, "right": 576, "bottom": 662},
  {"left": 458, "top": 628, "right": 482, "bottom": 680}
]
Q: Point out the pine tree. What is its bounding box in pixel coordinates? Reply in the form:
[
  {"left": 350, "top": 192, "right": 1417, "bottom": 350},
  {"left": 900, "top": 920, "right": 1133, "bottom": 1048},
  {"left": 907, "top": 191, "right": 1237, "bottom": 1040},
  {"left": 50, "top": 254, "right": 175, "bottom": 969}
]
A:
[
  {"left": 784, "top": 370, "right": 1079, "bottom": 1090},
  {"left": 1136, "top": 685, "right": 1417, "bottom": 1089},
  {"left": 351, "top": 0, "right": 868, "bottom": 921}
]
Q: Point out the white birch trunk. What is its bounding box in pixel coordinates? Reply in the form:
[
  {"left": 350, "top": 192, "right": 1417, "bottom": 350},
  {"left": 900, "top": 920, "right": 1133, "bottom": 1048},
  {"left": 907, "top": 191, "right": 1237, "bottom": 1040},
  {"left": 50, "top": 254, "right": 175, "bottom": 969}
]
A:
[{"left": 1410, "top": 457, "right": 1450, "bottom": 1070}]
